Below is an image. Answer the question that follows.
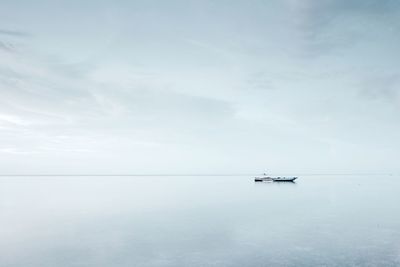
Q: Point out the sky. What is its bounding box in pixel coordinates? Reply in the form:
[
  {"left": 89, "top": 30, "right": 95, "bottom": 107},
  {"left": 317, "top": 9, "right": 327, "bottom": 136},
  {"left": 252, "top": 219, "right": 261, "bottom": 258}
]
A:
[{"left": 1, "top": 0, "right": 400, "bottom": 174}]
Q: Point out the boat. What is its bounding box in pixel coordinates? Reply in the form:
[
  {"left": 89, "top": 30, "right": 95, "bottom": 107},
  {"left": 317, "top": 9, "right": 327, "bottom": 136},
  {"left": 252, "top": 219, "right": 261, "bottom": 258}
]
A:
[{"left": 254, "top": 173, "right": 297, "bottom": 182}]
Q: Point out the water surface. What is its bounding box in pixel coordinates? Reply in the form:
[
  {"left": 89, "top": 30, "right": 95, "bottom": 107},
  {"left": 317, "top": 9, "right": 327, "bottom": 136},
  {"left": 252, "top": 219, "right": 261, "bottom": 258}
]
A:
[{"left": 1, "top": 175, "right": 399, "bottom": 266}]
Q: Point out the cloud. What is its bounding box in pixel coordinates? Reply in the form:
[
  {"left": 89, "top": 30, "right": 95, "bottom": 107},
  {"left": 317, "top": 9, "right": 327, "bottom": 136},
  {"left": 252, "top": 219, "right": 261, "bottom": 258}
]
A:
[
  {"left": 359, "top": 72, "right": 400, "bottom": 104},
  {"left": 0, "top": 33, "right": 240, "bottom": 174},
  {"left": 0, "top": 29, "right": 31, "bottom": 37},
  {"left": 0, "top": 41, "right": 15, "bottom": 52},
  {"left": 0, "top": 28, "right": 31, "bottom": 52},
  {"left": 1, "top": 0, "right": 400, "bottom": 173},
  {"left": 287, "top": 0, "right": 400, "bottom": 56}
]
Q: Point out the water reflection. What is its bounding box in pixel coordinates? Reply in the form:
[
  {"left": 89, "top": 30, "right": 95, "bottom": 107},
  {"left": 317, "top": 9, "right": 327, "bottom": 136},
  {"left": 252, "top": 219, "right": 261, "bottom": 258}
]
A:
[
  {"left": 0, "top": 175, "right": 399, "bottom": 266},
  {"left": 255, "top": 180, "right": 297, "bottom": 184}
]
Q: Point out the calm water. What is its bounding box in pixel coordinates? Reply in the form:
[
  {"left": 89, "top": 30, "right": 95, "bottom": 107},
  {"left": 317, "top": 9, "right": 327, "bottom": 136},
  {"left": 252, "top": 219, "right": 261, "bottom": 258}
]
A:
[{"left": 0, "top": 175, "right": 400, "bottom": 267}]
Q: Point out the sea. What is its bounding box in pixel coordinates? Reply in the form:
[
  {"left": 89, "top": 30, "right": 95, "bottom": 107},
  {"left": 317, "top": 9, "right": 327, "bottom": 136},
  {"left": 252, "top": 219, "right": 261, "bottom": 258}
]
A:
[{"left": 0, "top": 175, "right": 399, "bottom": 267}]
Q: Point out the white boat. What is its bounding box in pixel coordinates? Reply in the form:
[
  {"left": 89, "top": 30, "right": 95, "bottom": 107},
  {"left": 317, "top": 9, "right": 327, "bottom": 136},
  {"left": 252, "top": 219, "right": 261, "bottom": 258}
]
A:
[{"left": 254, "top": 173, "right": 297, "bottom": 182}]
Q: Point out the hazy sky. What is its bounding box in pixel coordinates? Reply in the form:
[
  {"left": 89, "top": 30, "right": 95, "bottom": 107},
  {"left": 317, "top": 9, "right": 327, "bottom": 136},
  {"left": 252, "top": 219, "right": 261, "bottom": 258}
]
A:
[{"left": 1, "top": 0, "right": 400, "bottom": 174}]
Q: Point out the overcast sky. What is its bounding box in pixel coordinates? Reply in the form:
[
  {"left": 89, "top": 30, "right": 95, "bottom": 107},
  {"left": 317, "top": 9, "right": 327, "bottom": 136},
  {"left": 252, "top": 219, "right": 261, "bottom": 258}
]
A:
[{"left": 1, "top": 0, "right": 400, "bottom": 174}]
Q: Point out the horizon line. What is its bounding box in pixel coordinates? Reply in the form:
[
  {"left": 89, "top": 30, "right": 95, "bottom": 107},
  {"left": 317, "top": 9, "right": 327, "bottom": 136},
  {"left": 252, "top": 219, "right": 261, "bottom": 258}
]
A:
[{"left": 0, "top": 173, "right": 396, "bottom": 177}]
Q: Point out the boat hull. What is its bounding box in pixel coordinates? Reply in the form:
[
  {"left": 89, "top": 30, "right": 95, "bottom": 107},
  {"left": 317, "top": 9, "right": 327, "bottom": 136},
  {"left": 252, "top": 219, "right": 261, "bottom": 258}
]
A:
[
  {"left": 272, "top": 177, "right": 297, "bottom": 182},
  {"left": 254, "top": 176, "right": 273, "bottom": 182}
]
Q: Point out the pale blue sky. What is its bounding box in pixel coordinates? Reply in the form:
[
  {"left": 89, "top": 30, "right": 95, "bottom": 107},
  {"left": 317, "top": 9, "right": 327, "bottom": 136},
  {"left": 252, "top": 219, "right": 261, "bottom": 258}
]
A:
[{"left": 1, "top": 0, "right": 400, "bottom": 174}]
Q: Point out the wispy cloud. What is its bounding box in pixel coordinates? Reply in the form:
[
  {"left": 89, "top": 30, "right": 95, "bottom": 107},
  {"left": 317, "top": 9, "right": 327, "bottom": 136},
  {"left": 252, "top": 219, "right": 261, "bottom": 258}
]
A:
[
  {"left": 288, "top": 0, "right": 400, "bottom": 56},
  {"left": 359, "top": 72, "right": 400, "bottom": 104},
  {"left": 1, "top": 0, "right": 400, "bottom": 173},
  {"left": 0, "top": 29, "right": 31, "bottom": 38}
]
